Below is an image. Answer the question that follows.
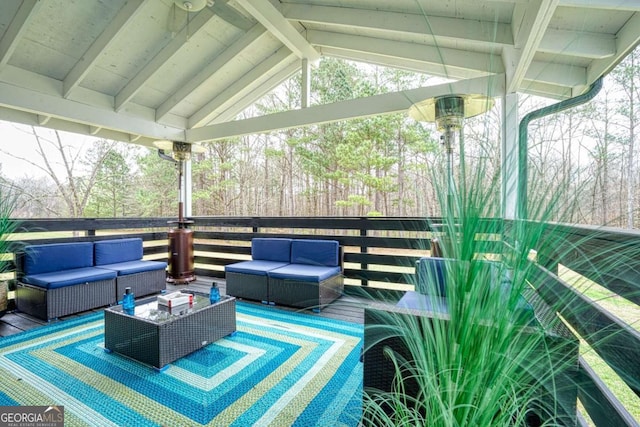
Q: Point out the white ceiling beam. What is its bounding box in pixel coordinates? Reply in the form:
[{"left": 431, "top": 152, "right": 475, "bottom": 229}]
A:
[
  {"left": 0, "top": 106, "right": 158, "bottom": 147},
  {"left": 63, "top": 0, "right": 148, "bottom": 99},
  {"left": 539, "top": 29, "right": 615, "bottom": 59},
  {"left": 587, "top": 12, "right": 640, "bottom": 87},
  {"left": 520, "top": 79, "right": 572, "bottom": 99},
  {"left": 284, "top": 4, "right": 513, "bottom": 48},
  {"left": 235, "top": 0, "right": 320, "bottom": 62},
  {"left": 156, "top": 24, "right": 268, "bottom": 121},
  {"left": 189, "top": 47, "right": 297, "bottom": 128},
  {"left": 525, "top": 61, "right": 586, "bottom": 87},
  {"left": 559, "top": 0, "right": 640, "bottom": 11},
  {"left": 0, "top": 0, "right": 42, "bottom": 68},
  {"left": 506, "top": 0, "right": 560, "bottom": 93},
  {"left": 115, "top": 7, "right": 217, "bottom": 112},
  {"left": 321, "top": 47, "right": 480, "bottom": 80},
  {"left": 187, "top": 75, "right": 505, "bottom": 142},
  {"left": 308, "top": 30, "right": 504, "bottom": 78},
  {"left": 0, "top": 79, "right": 184, "bottom": 141}
]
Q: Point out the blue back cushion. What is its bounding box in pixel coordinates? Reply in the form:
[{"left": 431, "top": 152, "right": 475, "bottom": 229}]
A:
[
  {"left": 290, "top": 239, "right": 339, "bottom": 267},
  {"left": 416, "top": 257, "right": 449, "bottom": 296},
  {"left": 94, "top": 238, "right": 143, "bottom": 265},
  {"left": 416, "top": 257, "right": 500, "bottom": 297},
  {"left": 23, "top": 242, "right": 94, "bottom": 275},
  {"left": 252, "top": 238, "right": 292, "bottom": 262}
]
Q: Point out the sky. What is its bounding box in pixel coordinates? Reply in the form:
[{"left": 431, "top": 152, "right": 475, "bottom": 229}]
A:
[{"left": 0, "top": 120, "right": 106, "bottom": 179}]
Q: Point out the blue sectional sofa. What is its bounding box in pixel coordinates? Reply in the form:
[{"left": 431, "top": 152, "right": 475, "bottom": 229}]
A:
[
  {"left": 16, "top": 238, "right": 166, "bottom": 320},
  {"left": 225, "top": 238, "right": 343, "bottom": 311}
]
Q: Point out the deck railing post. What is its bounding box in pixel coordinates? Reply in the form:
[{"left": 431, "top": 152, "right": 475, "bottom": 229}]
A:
[{"left": 360, "top": 217, "right": 368, "bottom": 287}]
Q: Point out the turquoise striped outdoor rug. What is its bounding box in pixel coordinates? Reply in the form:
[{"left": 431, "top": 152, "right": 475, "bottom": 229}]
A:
[{"left": 0, "top": 302, "right": 363, "bottom": 426}]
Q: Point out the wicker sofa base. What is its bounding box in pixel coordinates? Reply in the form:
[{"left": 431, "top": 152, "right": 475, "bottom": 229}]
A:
[
  {"left": 268, "top": 274, "right": 344, "bottom": 310},
  {"left": 116, "top": 269, "right": 166, "bottom": 300},
  {"left": 16, "top": 279, "right": 117, "bottom": 321},
  {"left": 225, "top": 272, "right": 269, "bottom": 303}
]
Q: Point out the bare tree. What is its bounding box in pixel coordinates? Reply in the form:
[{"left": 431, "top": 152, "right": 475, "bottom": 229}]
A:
[{"left": 2, "top": 126, "right": 115, "bottom": 217}]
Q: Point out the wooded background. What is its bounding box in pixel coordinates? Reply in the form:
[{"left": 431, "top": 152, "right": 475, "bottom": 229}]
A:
[{"left": 2, "top": 47, "right": 639, "bottom": 228}]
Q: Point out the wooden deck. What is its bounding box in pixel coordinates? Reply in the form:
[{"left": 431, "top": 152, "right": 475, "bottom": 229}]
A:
[{"left": 0, "top": 276, "right": 366, "bottom": 337}]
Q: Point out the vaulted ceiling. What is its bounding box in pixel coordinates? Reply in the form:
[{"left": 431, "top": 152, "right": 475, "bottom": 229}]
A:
[{"left": 0, "top": 0, "right": 638, "bottom": 148}]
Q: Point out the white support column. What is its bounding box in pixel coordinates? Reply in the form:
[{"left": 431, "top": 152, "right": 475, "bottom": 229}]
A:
[
  {"left": 301, "top": 58, "right": 311, "bottom": 108},
  {"left": 501, "top": 92, "right": 519, "bottom": 220},
  {"left": 184, "top": 159, "right": 193, "bottom": 217}
]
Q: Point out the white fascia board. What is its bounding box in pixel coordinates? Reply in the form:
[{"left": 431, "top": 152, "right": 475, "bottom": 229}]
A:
[
  {"left": 587, "top": 12, "right": 640, "bottom": 85},
  {"left": 559, "top": 0, "right": 640, "bottom": 11},
  {"left": 187, "top": 74, "right": 505, "bottom": 142},
  {"left": 284, "top": 3, "right": 513, "bottom": 47},
  {"left": 321, "top": 47, "right": 483, "bottom": 80},
  {"left": 0, "top": 105, "right": 158, "bottom": 147},
  {"left": 308, "top": 30, "right": 504, "bottom": 77}
]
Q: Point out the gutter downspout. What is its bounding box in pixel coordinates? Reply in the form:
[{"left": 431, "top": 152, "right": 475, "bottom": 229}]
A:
[{"left": 518, "top": 77, "right": 604, "bottom": 219}]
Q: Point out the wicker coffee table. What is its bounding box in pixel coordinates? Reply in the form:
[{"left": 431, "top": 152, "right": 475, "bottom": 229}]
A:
[{"left": 104, "top": 292, "right": 236, "bottom": 370}]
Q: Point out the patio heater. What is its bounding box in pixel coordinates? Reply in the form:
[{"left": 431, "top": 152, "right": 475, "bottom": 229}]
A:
[
  {"left": 154, "top": 140, "right": 205, "bottom": 284},
  {"left": 409, "top": 94, "right": 493, "bottom": 252}
]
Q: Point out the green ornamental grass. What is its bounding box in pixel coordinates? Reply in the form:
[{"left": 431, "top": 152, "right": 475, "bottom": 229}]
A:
[{"left": 360, "top": 128, "right": 624, "bottom": 426}]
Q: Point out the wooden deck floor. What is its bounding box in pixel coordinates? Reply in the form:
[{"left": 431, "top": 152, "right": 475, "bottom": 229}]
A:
[{"left": 0, "top": 277, "right": 367, "bottom": 337}]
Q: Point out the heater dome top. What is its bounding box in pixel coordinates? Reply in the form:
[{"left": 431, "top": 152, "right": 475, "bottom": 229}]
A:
[{"left": 409, "top": 94, "right": 494, "bottom": 124}]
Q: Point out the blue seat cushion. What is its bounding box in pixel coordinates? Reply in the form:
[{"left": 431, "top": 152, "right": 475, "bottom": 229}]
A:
[
  {"left": 397, "top": 291, "right": 448, "bottom": 314},
  {"left": 268, "top": 264, "right": 341, "bottom": 282},
  {"left": 251, "top": 238, "right": 292, "bottom": 262},
  {"left": 225, "top": 260, "right": 290, "bottom": 276},
  {"left": 396, "top": 290, "right": 536, "bottom": 326},
  {"left": 290, "top": 239, "right": 339, "bottom": 267},
  {"left": 98, "top": 260, "right": 167, "bottom": 276},
  {"left": 94, "top": 238, "right": 143, "bottom": 265},
  {"left": 23, "top": 267, "right": 117, "bottom": 289},
  {"left": 23, "top": 242, "right": 94, "bottom": 275}
]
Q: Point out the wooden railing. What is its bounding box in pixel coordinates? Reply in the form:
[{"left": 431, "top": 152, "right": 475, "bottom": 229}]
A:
[{"left": 2, "top": 216, "right": 639, "bottom": 426}]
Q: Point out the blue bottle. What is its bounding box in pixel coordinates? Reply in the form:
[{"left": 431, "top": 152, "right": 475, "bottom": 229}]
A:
[
  {"left": 123, "top": 287, "right": 135, "bottom": 315},
  {"left": 209, "top": 283, "right": 220, "bottom": 304}
]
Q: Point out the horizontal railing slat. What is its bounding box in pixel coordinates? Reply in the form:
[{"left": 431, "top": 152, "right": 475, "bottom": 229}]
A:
[
  {"left": 577, "top": 357, "right": 639, "bottom": 427},
  {"left": 530, "top": 264, "right": 640, "bottom": 398}
]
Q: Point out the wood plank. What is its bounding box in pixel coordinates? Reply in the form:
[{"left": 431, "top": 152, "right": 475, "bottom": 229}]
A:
[{"left": 530, "top": 264, "right": 640, "bottom": 398}]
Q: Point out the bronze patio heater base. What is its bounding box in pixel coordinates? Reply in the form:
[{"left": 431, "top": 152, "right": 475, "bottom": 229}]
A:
[
  {"left": 155, "top": 140, "right": 203, "bottom": 284},
  {"left": 166, "top": 214, "right": 195, "bottom": 284}
]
